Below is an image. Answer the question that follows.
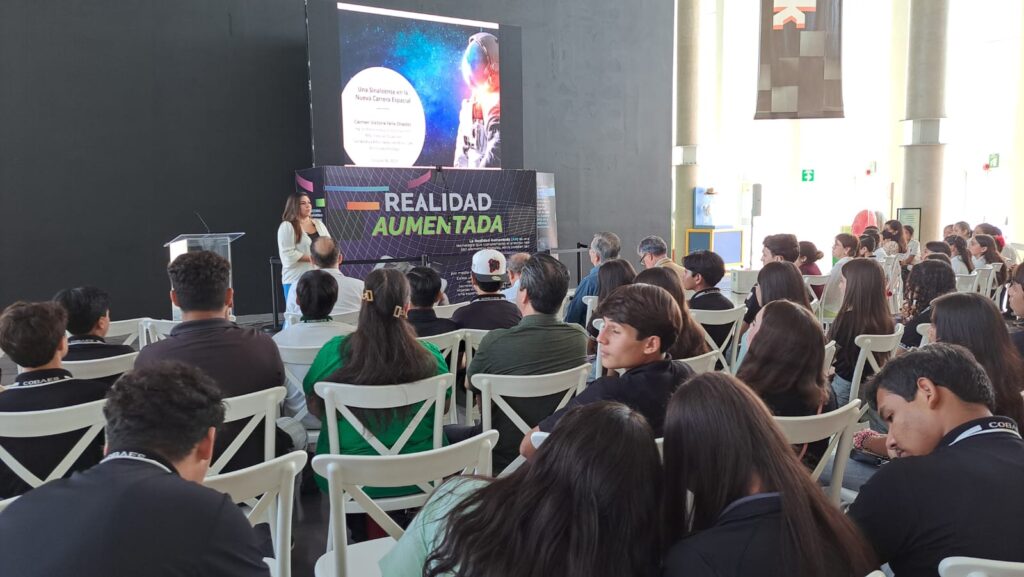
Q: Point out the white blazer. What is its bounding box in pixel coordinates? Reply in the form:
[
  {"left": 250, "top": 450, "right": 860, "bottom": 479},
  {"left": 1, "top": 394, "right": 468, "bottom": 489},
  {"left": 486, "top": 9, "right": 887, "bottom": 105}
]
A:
[{"left": 277, "top": 219, "right": 330, "bottom": 285}]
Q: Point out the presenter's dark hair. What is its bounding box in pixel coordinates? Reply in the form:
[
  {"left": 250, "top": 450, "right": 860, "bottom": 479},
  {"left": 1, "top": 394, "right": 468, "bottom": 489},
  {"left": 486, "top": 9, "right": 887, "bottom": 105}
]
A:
[
  {"left": 662, "top": 373, "right": 875, "bottom": 577},
  {"left": 282, "top": 192, "right": 310, "bottom": 243},
  {"left": 902, "top": 259, "right": 955, "bottom": 319},
  {"left": 0, "top": 302, "right": 67, "bottom": 368},
  {"left": 329, "top": 269, "right": 437, "bottom": 429},
  {"left": 945, "top": 236, "right": 974, "bottom": 273},
  {"left": 53, "top": 286, "right": 111, "bottom": 336},
  {"left": 596, "top": 284, "right": 681, "bottom": 353},
  {"left": 865, "top": 343, "right": 995, "bottom": 411},
  {"left": 930, "top": 293, "right": 1024, "bottom": 424},
  {"left": 407, "top": 266, "right": 444, "bottom": 308},
  {"left": 596, "top": 259, "right": 637, "bottom": 302},
  {"left": 167, "top": 251, "right": 231, "bottom": 312},
  {"left": 738, "top": 300, "right": 827, "bottom": 412},
  {"left": 834, "top": 233, "right": 859, "bottom": 258},
  {"left": 762, "top": 233, "right": 800, "bottom": 262},
  {"left": 104, "top": 362, "right": 225, "bottom": 461},
  {"left": 798, "top": 241, "right": 824, "bottom": 264},
  {"left": 682, "top": 250, "right": 725, "bottom": 286},
  {"left": 635, "top": 268, "right": 710, "bottom": 360},
  {"left": 519, "top": 253, "right": 569, "bottom": 314},
  {"left": 425, "top": 402, "right": 662, "bottom": 577},
  {"left": 310, "top": 237, "right": 340, "bottom": 269},
  {"left": 925, "top": 241, "right": 951, "bottom": 256},
  {"left": 296, "top": 270, "right": 338, "bottom": 320},
  {"left": 757, "top": 262, "right": 811, "bottom": 310}
]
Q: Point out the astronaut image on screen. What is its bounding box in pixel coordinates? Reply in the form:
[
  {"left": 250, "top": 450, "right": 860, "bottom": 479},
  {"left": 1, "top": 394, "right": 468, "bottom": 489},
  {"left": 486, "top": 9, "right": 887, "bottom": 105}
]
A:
[{"left": 454, "top": 32, "right": 501, "bottom": 168}]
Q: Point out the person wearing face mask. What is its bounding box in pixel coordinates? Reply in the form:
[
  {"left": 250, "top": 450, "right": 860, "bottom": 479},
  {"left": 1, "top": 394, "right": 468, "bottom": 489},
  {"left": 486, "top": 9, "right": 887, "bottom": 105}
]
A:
[{"left": 848, "top": 344, "right": 1024, "bottom": 577}]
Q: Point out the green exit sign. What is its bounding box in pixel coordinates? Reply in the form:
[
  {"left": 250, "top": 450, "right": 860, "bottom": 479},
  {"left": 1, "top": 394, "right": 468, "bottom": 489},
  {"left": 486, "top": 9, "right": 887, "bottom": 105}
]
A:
[
  {"left": 989, "top": 154, "right": 1000, "bottom": 168},
  {"left": 801, "top": 169, "right": 815, "bottom": 182}
]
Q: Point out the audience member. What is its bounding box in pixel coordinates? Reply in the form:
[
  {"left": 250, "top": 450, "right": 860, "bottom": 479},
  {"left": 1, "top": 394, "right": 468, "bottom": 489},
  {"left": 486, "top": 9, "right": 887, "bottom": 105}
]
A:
[
  {"left": 796, "top": 240, "right": 824, "bottom": 297},
  {"left": 924, "top": 253, "right": 952, "bottom": 265},
  {"left": 976, "top": 222, "right": 1019, "bottom": 266},
  {"left": 464, "top": 254, "right": 588, "bottom": 471},
  {"left": 969, "top": 233, "right": 1008, "bottom": 285},
  {"left": 588, "top": 258, "right": 636, "bottom": 336},
  {"left": 930, "top": 292, "right": 1024, "bottom": 425},
  {"left": 0, "top": 302, "right": 111, "bottom": 498},
  {"left": 828, "top": 258, "right": 894, "bottom": 407},
  {"left": 1008, "top": 265, "right": 1024, "bottom": 354},
  {"left": 662, "top": 372, "right": 875, "bottom": 577},
  {"left": 736, "top": 261, "right": 812, "bottom": 366},
  {"left": 135, "top": 251, "right": 285, "bottom": 472},
  {"left": 850, "top": 344, "right": 1024, "bottom": 576},
  {"left": 564, "top": 231, "right": 621, "bottom": 327},
  {"left": 637, "top": 235, "right": 686, "bottom": 283},
  {"left": 302, "top": 268, "right": 448, "bottom": 499},
  {"left": 0, "top": 362, "right": 271, "bottom": 577},
  {"left": 899, "top": 260, "right": 955, "bottom": 349},
  {"left": 953, "top": 220, "right": 972, "bottom": 239},
  {"left": 501, "top": 252, "right": 531, "bottom": 302},
  {"left": 273, "top": 270, "right": 354, "bottom": 428},
  {"left": 857, "top": 234, "right": 878, "bottom": 259},
  {"left": 902, "top": 224, "right": 920, "bottom": 266},
  {"left": 741, "top": 234, "right": 800, "bottom": 335},
  {"left": 737, "top": 300, "right": 837, "bottom": 467},
  {"left": 284, "top": 237, "right": 363, "bottom": 322},
  {"left": 942, "top": 223, "right": 955, "bottom": 238},
  {"left": 634, "top": 267, "right": 710, "bottom": 360},
  {"left": 881, "top": 219, "right": 907, "bottom": 256},
  {"left": 520, "top": 284, "right": 694, "bottom": 458},
  {"left": 52, "top": 286, "right": 134, "bottom": 363},
  {"left": 381, "top": 402, "right": 661, "bottom": 577},
  {"left": 945, "top": 235, "right": 973, "bottom": 275},
  {"left": 405, "top": 266, "right": 459, "bottom": 337},
  {"left": 821, "top": 233, "right": 859, "bottom": 319},
  {"left": 682, "top": 250, "right": 734, "bottom": 349},
  {"left": 451, "top": 249, "right": 522, "bottom": 330},
  {"left": 923, "top": 240, "right": 951, "bottom": 258}
]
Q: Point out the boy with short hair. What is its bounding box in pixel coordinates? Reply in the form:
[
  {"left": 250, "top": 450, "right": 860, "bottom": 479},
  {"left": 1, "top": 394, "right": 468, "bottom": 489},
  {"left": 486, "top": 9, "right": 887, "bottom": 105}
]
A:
[
  {"left": 405, "top": 266, "right": 459, "bottom": 337},
  {"left": 682, "top": 250, "right": 733, "bottom": 348},
  {"left": 53, "top": 286, "right": 134, "bottom": 362},
  {"left": 519, "top": 284, "right": 694, "bottom": 458}
]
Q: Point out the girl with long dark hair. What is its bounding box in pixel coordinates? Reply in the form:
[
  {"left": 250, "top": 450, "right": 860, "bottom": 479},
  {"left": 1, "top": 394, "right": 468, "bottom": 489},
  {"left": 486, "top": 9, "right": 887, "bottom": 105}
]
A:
[
  {"left": 930, "top": 292, "right": 1024, "bottom": 425},
  {"left": 380, "top": 402, "right": 663, "bottom": 577},
  {"left": 588, "top": 258, "right": 637, "bottom": 338},
  {"left": 735, "top": 261, "right": 812, "bottom": 366},
  {"left": 635, "top": 267, "right": 710, "bottom": 360},
  {"left": 945, "top": 235, "right": 973, "bottom": 275},
  {"left": 827, "top": 258, "right": 894, "bottom": 407},
  {"left": 881, "top": 219, "right": 907, "bottom": 255},
  {"left": 975, "top": 222, "right": 1020, "bottom": 266},
  {"left": 277, "top": 192, "right": 331, "bottom": 300},
  {"left": 303, "top": 268, "right": 448, "bottom": 497},
  {"left": 968, "top": 233, "right": 1008, "bottom": 285},
  {"left": 662, "top": 373, "right": 876, "bottom": 577},
  {"left": 899, "top": 259, "right": 956, "bottom": 349}
]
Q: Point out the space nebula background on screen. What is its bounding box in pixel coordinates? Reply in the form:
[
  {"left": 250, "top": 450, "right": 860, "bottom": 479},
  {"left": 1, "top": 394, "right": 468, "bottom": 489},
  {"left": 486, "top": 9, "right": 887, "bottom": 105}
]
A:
[{"left": 338, "top": 9, "right": 493, "bottom": 167}]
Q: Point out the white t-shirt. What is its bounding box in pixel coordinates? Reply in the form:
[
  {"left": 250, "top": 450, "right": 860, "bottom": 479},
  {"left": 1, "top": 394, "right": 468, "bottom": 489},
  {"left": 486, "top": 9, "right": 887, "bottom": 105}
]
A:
[{"left": 951, "top": 255, "right": 970, "bottom": 276}]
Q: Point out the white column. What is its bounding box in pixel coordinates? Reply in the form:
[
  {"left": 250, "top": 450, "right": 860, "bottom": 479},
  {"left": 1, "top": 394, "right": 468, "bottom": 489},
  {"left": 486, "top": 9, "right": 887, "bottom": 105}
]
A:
[{"left": 671, "top": 0, "right": 700, "bottom": 258}]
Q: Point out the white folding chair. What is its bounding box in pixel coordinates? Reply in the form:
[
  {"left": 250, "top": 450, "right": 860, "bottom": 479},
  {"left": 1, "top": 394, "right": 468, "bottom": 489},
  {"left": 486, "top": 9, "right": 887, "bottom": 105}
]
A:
[
  {"left": 311, "top": 431, "right": 498, "bottom": 577},
  {"left": 678, "top": 350, "right": 718, "bottom": 374},
  {"left": 205, "top": 451, "right": 308, "bottom": 577},
  {"left": 804, "top": 274, "right": 831, "bottom": 324},
  {"left": 975, "top": 266, "right": 994, "bottom": 297},
  {"left": 0, "top": 495, "right": 17, "bottom": 514},
  {"left": 774, "top": 400, "right": 862, "bottom": 505},
  {"left": 276, "top": 344, "right": 324, "bottom": 444},
  {"left": 917, "top": 323, "right": 932, "bottom": 346},
  {"left": 655, "top": 437, "right": 664, "bottom": 459},
  {"left": 990, "top": 262, "right": 1006, "bottom": 304},
  {"left": 105, "top": 318, "right": 147, "bottom": 348},
  {"left": 314, "top": 375, "right": 451, "bottom": 511},
  {"left": 417, "top": 331, "right": 464, "bottom": 424},
  {"left": 956, "top": 273, "right": 979, "bottom": 293},
  {"left": 582, "top": 295, "right": 598, "bottom": 328},
  {"left": 824, "top": 340, "right": 837, "bottom": 375},
  {"left": 472, "top": 364, "right": 589, "bottom": 476},
  {"left": 434, "top": 302, "right": 470, "bottom": 319},
  {"left": 865, "top": 572, "right": 887, "bottom": 577},
  {"left": 591, "top": 317, "right": 606, "bottom": 378},
  {"left": 335, "top": 311, "right": 361, "bottom": 326},
  {"left": 0, "top": 399, "right": 106, "bottom": 490},
  {"left": 690, "top": 305, "right": 746, "bottom": 373},
  {"left": 140, "top": 319, "right": 180, "bottom": 347},
  {"left": 556, "top": 292, "right": 573, "bottom": 321},
  {"left": 63, "top": 352, "right": 138, "bottom": 380},
  {"left": 208, "top": 387, "right": 287, "bottom": 476},
  {"left": 283, "top": 312, "right": 302, "bottom": 326},
  {"left": 461, "top": 329, "right": 490, "bottom": 425},
  {"left": 849, "top": 325, "right": 906, "bottom": 405},
  {"left": 939, "top": 556, "right": 1024, "bottom": 577}
]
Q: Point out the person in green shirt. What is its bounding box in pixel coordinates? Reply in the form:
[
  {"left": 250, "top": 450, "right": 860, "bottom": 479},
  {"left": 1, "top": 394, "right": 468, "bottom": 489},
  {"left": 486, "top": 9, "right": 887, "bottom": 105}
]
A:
[{"left": 303, "top": 268, "right": 449, "bottom": 499}]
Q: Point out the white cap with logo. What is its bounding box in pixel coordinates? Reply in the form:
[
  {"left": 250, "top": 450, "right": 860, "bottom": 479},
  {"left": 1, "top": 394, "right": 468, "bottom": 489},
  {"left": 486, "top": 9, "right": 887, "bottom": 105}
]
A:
[{"left": 471, "top": 249, "right": 509, "bottom": 283}]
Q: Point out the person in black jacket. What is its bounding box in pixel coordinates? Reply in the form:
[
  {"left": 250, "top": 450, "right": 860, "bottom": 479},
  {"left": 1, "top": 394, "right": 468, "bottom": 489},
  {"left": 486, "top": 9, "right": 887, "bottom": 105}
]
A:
[
  {"left": 0, "top": 362, "right": 270, "bottom": 577},
  {"left": 662, "top": 372, "right": 876, "bottom": 577}
]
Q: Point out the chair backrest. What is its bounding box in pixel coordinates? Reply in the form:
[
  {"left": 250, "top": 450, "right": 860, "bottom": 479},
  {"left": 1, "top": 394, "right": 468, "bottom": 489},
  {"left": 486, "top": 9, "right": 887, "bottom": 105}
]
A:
[
  {"left": 917, "top": 322, "right": 932, "bottom": 346},
  {"left": 434, "top": 301, "right": 470, "bottom": 319},
  {"left": 774, "top": 400, "right": 862, "bottom": 505},
  {"left": 473, "top": 364, "right": 589, "bottom": 475},
  {"left": 939, "top": 556, "right": 1024, "bottom": 577},
  {"left": 276, "top": 344, "right": 322, "bottom": 416},
  {"left": 0, "top": 399, "right": 106, "bottom": 489},
  {"left": 824, "top": 340, "right": 837, "bottom": 374},
  {"left": 678, "top": 350, "right": 718, "bottom": 374},
  {"left": 804, "top": 274, "right": 831, "bottom": 322},
  {"left": 140, "top": 319, "right": 180, "bottom": 348},
  {"left": 582, "top": 295, "right": 598, "bottom": 328},
  {"left": 0, "top": 495, "right": 17, "bottom": 514},
  {"left": 417, "top": 331, "right": 464, "bottom": 424},
  {"left": 461, "top": 328, "right": 490, "bottom": 368},
  {"left": 865, "top": 572, "right": 887, "bottom": 577},
  {"left": 62, "top": 352, "right": 139, "bottom": 380},
  {"left": 849, "top": 325, "right": 905, "bottom": 403},
  {"left": 975, "top": 266, "right": 995, "bottom": 298},
  {"left": 283, "top": 312, "right": 301, "bottom": 326},
  {"left": 956, "top": 273, "right": 979, "bottom": 293},
  {"left": 312, "top": 431, "right": 498, "bottom": 577},
  {"left": 208, "top": 387, "right": 287, "bottom": 476},
  {"left": 335, "top": 310, "right": 361, "bottom": 326},
  {"left": 690, "top": 305, "right": 747, "bottom": 373},
  {"left": 105, "top": 318, "right": 147, "bottom": 348},
  {"left": 557, "top": 292, "right": 573, "bottom": 321},
  {"left": 591, "top": 317, "right": 606, "bottom": 378},
  {"left": 205, "top": 451, "right": 308, "bottom": 577}
]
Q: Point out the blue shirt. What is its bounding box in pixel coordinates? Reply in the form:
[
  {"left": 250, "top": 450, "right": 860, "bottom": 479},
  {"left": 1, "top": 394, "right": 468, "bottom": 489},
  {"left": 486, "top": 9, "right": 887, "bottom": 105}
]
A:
[{"left": 564, "top": 265, "right": 599, "bottom": 327}]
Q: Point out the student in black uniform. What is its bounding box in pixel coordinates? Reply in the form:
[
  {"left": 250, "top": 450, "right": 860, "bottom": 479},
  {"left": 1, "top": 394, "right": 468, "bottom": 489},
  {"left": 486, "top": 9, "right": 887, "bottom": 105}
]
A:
[
  {"left": 0, "top": 301, "right": 111, "bottom": 498},
  {"left": 682, "top": 250, "right": 734, "bottom": 348},
  {"left": 662, "top": 372, "right": 876, "bottom": 577},
  {"left": 0, "top": 362, "right": 271, "bottom": 577},
  {"left": 850, "top": 344, "right": 1024, "bottom": 576},
  {"left": 53, "top": 286, "right": 135, "bottom": 384}
]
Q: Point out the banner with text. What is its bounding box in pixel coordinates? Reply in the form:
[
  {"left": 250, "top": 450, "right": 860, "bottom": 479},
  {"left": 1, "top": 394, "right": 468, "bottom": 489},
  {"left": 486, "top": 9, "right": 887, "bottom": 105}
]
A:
[
  {"left": 755, "top": 0, "right": 844, "bottom": 119},
  {"left": 296, "top": 166, "right": 537, "bottom": 302}
]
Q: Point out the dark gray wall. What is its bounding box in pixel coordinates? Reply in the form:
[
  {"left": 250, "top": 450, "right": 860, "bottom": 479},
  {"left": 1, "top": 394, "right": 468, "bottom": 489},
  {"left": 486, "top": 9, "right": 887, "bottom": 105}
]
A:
[{"left": 0, "top": 0, "right": 674, "bottom": 316}]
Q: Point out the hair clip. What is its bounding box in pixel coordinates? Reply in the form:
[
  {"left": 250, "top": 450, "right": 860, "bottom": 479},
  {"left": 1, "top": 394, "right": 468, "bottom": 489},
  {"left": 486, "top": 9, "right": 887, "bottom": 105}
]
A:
[
  {"left": 393, "top": 306, "right": 407, "bottom": 319},
  {"left": 362, "top": 290, "right": 374, "bottom": 302}
]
